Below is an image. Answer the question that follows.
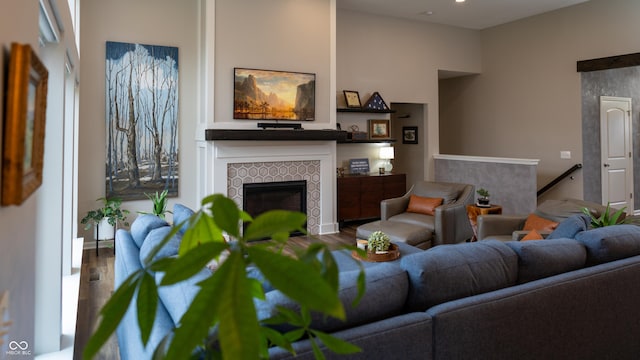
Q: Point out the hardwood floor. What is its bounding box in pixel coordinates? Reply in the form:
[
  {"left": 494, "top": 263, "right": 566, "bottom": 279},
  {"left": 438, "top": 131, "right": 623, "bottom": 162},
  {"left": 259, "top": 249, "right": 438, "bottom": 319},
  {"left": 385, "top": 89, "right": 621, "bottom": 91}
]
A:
[{"left": 73, "top": 223, "right": 361, "bottom": 358}]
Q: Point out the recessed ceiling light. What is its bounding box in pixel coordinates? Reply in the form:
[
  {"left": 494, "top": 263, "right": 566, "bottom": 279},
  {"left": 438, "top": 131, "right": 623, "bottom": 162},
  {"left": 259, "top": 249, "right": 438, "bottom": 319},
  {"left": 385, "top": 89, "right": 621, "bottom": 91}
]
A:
[
  {"left": 456, "top": 0, "right": 466, "bottom": 3},
  {"left": 419, "top": 10, "right": 434, "bottom": 16}
]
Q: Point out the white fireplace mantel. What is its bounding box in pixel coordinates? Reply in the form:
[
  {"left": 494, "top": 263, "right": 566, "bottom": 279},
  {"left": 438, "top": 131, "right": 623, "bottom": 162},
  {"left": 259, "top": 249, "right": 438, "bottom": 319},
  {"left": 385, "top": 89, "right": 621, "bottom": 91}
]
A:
[{"left": 197, "top": 140, "right": 339, "bottom": 235}]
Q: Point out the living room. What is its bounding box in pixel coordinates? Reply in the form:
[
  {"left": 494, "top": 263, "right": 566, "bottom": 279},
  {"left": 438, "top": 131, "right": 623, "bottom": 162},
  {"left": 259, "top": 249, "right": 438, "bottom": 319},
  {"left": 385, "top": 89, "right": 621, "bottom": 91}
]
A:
[{"left": 2, "top": 0, "right": 640, "bottom": 358}]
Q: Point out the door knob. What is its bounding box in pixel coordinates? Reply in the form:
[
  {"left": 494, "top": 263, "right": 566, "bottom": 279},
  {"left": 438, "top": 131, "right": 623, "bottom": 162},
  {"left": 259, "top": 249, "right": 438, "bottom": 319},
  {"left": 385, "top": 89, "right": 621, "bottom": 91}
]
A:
[{"left": 604, "top": 163, "right": 610, "bottom": 167}]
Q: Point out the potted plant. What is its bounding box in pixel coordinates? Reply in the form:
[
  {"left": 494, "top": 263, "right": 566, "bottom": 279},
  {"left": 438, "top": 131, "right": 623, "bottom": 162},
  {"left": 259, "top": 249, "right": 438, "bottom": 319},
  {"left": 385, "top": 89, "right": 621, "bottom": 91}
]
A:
[
  {"left": 368, "top": 230, "right": 390, "bottom": 253},
  {"left": 81, "top": 197, "right": 130, "bottom": 240},
  {"left": 139, "top": 189, "right": 171, "bottom": 219},
  {"left": 476, "top": 188, "right": 490, "bottom": 207}
]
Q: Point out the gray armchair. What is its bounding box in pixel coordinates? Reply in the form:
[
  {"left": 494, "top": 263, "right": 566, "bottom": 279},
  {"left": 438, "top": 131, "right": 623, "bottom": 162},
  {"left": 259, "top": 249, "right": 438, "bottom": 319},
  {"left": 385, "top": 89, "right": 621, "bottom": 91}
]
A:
[
  {"left": 380, "top": 181, "right": 475, "bottom": 247},
  {"left": 477, "top": 198, "right": 612, "bottom": 241}
]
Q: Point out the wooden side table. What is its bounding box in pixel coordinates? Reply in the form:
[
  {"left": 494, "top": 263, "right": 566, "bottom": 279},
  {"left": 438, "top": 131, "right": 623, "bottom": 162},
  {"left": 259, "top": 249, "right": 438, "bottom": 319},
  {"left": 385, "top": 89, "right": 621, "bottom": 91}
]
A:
[{"left": 466, "top": 204, "right": 502, "bottom": 241}]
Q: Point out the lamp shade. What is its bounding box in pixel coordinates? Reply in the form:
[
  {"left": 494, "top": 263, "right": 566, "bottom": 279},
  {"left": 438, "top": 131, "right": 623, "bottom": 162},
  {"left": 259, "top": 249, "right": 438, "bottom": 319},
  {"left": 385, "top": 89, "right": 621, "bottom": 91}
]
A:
[{"left": 379, "top": 146, "right": 394, "bottom": 160}]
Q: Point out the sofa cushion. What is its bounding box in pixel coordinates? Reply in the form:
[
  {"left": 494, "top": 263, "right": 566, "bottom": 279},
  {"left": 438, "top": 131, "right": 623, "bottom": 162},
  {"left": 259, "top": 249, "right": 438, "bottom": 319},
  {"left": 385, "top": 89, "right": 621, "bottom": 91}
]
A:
[
  {"left": 139, "top": 226, "right": 182, "bottom": 265},
  {"left": 173, "top": 203, "right": 195, "bottom": 234},
  {"left": 547, "top": 214, "right": 590, "bottom": 240},
  {"left": 156, "top": 266, "right": 212, "bottom": 326},
  {"left": 505, "top": 239, "right": 587, "bottom": 283},
  {"left": 574, "top": 225, "right": 640, "bottom": 265},
  {"left": 130, "top": 215, "right": 168, "bottom": 249},
  {"left": 256, "top": 262, "right": 408, "bottom": 333},
  {"left": 521, "top": 229, "right": 543, "bottom": 241},
  {"left": 407, "top": 195, "right": 443, "bottom": 216},
  {"left": 523, "top": 213, "right": 559, "bottom": 232},
  {"left": 400, "top": 240, "right": 518, "bottom": 311}
]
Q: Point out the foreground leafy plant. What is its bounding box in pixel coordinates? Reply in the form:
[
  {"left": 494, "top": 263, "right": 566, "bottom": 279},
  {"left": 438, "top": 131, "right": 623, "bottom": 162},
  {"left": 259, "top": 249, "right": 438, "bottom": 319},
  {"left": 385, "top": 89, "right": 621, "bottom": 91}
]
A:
[
  {"left": 84, "top": 194, "right": 365, "bottom": 359},
  {"left": 582, "top": 202, "right": 626, "bottom": 228}
]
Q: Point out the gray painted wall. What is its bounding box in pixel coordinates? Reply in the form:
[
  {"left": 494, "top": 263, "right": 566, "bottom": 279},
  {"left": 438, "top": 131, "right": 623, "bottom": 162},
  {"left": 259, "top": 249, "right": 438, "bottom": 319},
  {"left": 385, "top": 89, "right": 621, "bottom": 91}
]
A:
[
  {"left": 581, "top": 66, "right": 640, "bottom": 209},
  {"left": 435, "top": 158, "right": 537, "bottom": 215}
]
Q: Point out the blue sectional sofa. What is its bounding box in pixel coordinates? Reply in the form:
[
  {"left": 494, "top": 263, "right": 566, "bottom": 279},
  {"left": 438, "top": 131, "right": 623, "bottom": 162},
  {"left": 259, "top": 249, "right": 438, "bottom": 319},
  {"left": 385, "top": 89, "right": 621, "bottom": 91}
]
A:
[{"left": 115, "top": 206, "right": 640, "bottom": 360}]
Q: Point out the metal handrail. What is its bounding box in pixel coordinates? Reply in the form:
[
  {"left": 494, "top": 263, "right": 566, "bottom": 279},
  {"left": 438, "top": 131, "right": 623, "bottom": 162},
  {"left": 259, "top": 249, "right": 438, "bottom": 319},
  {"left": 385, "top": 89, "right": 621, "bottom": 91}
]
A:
[{"left": 537, "top": 163, "right": 583, "bottom": 197}]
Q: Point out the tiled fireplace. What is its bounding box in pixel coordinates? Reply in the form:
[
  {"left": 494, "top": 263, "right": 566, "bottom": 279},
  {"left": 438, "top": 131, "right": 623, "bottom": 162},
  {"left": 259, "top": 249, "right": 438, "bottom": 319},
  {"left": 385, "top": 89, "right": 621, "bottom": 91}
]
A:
[{"left": 198, "top": 140, "right": 338, "bottom": 235}]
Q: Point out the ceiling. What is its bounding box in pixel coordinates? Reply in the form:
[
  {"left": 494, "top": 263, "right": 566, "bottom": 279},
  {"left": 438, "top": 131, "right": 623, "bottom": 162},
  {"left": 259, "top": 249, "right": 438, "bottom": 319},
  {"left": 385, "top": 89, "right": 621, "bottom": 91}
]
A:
[{"left": 337, "top": 0, "right": 590, "bottom": 30}]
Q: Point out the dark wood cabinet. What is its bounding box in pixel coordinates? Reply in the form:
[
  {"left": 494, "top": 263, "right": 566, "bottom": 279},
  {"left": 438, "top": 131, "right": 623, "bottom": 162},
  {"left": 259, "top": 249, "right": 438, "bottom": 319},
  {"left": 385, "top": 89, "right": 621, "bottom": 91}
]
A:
[{"left": 337, "top": 173, "right": 406, "bottom": 223}]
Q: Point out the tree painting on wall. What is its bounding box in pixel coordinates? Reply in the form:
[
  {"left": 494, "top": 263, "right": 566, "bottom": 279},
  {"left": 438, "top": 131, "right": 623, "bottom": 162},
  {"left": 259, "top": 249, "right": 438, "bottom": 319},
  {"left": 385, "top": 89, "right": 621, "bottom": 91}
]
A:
[{"left": 105, "top": 41, "right": 179, "bottom": 200}]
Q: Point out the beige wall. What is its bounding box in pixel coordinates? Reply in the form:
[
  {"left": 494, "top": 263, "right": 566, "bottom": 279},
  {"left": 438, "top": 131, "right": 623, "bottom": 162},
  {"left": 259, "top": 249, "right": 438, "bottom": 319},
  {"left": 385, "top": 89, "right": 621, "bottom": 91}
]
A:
[
  {"left": 0, "top": 1, "right": 40, "bottom": 350},
  {"left": 337, "top": 9, "right": 482, "bottom": 180},
  {"left": 213, "top": 0, "right": 333, "bottom": 129},
  {"left": 79, "top": 0, "right": 199, "bottom": 240},
  {"left": 440, "top": 0, "right": 640, "bottom": 201}
]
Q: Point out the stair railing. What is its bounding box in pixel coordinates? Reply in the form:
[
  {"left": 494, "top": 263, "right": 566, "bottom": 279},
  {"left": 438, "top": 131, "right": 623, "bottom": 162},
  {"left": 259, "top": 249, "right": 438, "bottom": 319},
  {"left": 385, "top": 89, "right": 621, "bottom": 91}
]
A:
[{"left": 537, "top": 163, "right": 582, "bottom": 197}]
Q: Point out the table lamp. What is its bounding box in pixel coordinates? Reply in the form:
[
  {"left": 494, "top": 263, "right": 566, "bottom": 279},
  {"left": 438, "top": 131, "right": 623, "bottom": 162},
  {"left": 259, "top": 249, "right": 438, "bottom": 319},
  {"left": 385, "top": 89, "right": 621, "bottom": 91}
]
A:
[{"left": 379, "top": 146, "right": 394, "bottom": 173}]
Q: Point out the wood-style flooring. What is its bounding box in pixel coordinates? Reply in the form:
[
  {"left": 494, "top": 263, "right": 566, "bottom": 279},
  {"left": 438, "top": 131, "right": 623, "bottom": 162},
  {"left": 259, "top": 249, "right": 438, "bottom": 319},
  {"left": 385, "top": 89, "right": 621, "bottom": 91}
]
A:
[{"left": 73, "top": 224, "right": 360, "bottom": 359}]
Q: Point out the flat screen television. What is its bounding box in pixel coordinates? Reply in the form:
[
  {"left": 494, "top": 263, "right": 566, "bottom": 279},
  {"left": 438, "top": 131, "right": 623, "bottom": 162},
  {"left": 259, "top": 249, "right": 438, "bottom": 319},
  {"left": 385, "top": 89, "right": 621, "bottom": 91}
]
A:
[{"left": 234, "top": 68, "right": 315, "bottom": 121}]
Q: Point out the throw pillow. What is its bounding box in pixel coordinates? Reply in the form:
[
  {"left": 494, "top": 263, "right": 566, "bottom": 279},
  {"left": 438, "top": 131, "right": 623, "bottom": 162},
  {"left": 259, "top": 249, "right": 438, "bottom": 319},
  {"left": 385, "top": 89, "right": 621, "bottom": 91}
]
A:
[
  {"left": 521, "top": 229, "right": 544, "bottom": 241},
  {"left": 406, "top": 195, "right": 443, "bottom": 216},
  {"left": 523, "top": 213, "right": 559, "bottom": 232}
]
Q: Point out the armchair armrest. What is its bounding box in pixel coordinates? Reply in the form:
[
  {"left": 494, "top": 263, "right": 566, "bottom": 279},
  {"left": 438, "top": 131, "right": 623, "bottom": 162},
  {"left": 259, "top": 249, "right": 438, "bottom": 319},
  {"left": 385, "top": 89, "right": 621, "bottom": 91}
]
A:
[
  {"left": 381, "top": 189, "right": 412, "bottom": 220},
  {"left": 433, "top": 185, "right": 475, "bottom": 246},
  {"left": 477, "top": 215, "right": 527, "bottom": 241}
]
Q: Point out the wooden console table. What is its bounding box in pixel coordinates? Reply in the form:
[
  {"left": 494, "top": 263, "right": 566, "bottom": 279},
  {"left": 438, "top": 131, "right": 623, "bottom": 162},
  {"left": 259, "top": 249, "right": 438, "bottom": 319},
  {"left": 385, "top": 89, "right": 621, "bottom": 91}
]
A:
[{"left": 337, "top": 173, "right": 406, "bottom": 224}]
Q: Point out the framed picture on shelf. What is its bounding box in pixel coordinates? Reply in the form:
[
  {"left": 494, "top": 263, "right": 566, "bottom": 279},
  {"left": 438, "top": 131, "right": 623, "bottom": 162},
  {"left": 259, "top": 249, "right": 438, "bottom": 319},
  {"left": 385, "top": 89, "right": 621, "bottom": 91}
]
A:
[
  {"left": 369, "top": 119, "right": 390, "bottom": 139},
  {"left": 402, "top": 126, "right": 418, "bottom": 144},
  {"left": 343, "top": 90, "right": 361, "bottom": 108},
  {"left": 2, "top": 43, "right": 49, "bottom": 206}
]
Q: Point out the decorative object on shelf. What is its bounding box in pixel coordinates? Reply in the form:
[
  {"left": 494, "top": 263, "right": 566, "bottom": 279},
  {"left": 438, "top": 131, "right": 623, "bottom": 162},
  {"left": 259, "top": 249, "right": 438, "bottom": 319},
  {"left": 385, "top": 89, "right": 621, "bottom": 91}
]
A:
[
  {"left": 349, "top": 158, "right": 370, "bottom": 175},
  {"left": 476, "top": 188, "right": 490, "bottom": 207},
  {"left": 337, "top": 167, "right": 345, "bottom": 177},
  {"left": 379, "top": 146, "right": 394, "bottom": 173},
  {"left": 343, "top": 90, "right": 361, "bottom": 108},
  {"left": 367, "top": 230, "right": 391, "bottom": 252},
  {"left": 363, "top": 91, "right": 389, "bottom": 111},
  {"left": 369, "top": 119, "right": 391, "bottom": 139},
  {"left": 402, "top": 126, "right": 418, "bottom": 144},
  {"left": 2, "top": 43, "right": 49, "bottom": 206},
  {"left": 234, "top": 67, "right": 315, "bottom": 121},
  {"left": 348, "top": 124, "right": 368, "bottom": 140}
]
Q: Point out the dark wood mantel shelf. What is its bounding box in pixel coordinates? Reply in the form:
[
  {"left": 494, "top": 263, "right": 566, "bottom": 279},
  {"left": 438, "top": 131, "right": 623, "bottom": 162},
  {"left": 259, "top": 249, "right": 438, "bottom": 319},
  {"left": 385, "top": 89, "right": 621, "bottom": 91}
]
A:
[{"left": 205, "top": 129, "right": 348, "bottom": 141}]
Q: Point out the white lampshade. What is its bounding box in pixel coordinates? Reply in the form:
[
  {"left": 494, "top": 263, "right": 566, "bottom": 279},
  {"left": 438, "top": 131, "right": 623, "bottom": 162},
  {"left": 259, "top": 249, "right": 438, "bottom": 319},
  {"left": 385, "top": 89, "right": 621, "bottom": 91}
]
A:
[{"left": 379, "top": 146, "right": 394, "bottom": 160}]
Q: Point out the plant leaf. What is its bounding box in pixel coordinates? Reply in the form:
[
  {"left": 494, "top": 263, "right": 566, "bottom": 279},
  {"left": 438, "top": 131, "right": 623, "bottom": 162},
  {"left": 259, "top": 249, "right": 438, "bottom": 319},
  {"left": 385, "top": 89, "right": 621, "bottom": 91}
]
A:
[
  {"left": 160, "top": 242, "right": 227, "bottom": 286},
  {"left": 180, "top": 211, "right": 224, "bottom": 255},
  {"left": 206, "top": 194, "right": 242, "bottom": 239},
  {"left": 214, "top": 251, "right": 260, "bottom": 360},
  {"left": 310, "top": 338, "right": 326, "bottom": 360},
  {"left": 243, "top": 210, "right": 306, "bottom": 242},
  {"left": 84, "top": 272, "right": 141, "bottom": 359},
  {"left": 260, "top": 326, "right": 294, "bottom": 355},
  {"left": 165, "top": 273, "right": 223, "bottom": 359},
  {"left": 310, "top": 330, "right": 362, "bottom": 355},
  {"left": 137, "top": 272, "right": 158, "bottom": 345},
  {"left": 247, "top": 246, "right": 344, "bottom": 319}
]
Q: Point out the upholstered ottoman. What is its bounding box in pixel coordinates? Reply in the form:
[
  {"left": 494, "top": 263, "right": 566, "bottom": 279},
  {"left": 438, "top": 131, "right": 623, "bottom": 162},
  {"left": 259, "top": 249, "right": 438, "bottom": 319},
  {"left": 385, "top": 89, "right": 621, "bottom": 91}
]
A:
[{"left": 357, "top": 220, "right": 433, "bottom": 250}]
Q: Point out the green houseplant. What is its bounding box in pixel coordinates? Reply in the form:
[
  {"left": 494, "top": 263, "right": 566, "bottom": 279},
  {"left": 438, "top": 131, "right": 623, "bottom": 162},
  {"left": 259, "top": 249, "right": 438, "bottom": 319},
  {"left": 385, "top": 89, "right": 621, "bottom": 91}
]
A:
[
  {"left": 81, "top": 197, "right": 130, "bottom": 240},
  {"left": 139, "top": 189, "right": 171, "bottom": 219},
  {"left": 582, "top": 202, "right": 626, "bottom": 228},
  {"left": 367, "top": 231, "right": 390, "bottom": 252},
  {"left": 84, "top": 194, "right": 365, "bottom": 359},
  {"left": 476, "top": 188, "right": 490, "bottom": 207}
]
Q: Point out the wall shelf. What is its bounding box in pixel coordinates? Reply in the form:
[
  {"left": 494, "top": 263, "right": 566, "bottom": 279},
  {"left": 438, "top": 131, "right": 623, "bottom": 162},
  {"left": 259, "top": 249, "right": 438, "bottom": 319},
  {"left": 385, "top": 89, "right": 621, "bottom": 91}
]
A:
[
  {"left": 337, "top": 108, "right": 396, "bottom": 114},
  {"left": 338, "top": 139, "right": 397, "bottom": 144}
]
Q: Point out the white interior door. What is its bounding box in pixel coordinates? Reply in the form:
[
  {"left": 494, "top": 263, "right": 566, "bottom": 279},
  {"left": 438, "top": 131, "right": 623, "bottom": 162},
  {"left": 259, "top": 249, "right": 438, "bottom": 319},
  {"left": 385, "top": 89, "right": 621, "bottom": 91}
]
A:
[{"left": 600, "top": 96, "right": 634, "bottom": 213}]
